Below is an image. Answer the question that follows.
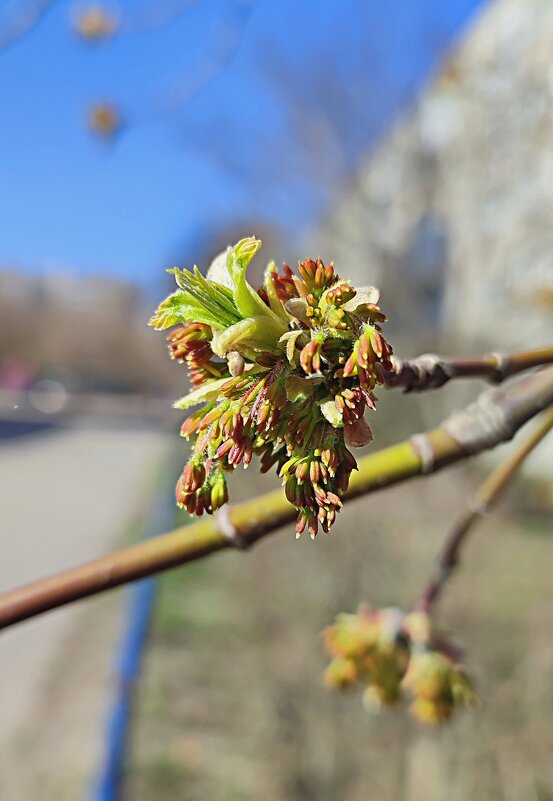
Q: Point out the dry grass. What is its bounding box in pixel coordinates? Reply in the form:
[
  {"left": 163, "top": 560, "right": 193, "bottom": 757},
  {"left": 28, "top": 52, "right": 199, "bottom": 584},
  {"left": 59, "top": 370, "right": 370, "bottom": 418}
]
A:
[{"left": 127, "top": 403, "right": 553, "bottom": 801}]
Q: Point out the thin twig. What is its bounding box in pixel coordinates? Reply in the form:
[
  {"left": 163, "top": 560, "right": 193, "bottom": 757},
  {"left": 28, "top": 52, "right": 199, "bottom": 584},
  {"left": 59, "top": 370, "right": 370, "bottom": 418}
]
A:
[
  {"left": 385, "top": 346, "right": 553, "bottom": 392},
  {"left": 0, "top": 368, "right": 551, "bottom": 633},
  {"left": 119, "top": 0, "right": 202, "bottom": 35},
  {"left": 123, "top": 0, "right": 256, "bottom": 128},
  {"left": 414, "top": 404, "right": 553, "bottom": 613}
]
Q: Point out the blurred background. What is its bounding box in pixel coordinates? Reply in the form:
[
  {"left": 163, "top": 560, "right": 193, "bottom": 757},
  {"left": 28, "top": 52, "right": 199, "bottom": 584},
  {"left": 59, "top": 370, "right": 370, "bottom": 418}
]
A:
[{"left": 0, "top": 0, "right": 552, "bottom": 799}]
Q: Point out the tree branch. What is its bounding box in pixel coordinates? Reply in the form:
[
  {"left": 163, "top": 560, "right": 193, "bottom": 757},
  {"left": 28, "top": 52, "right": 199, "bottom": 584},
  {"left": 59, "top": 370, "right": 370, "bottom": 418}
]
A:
[
  {"left": 0, "top": 367, "right": 552, "bottom": 632},
  {"left": 110, "top": 0, "right": 256, "bottom": 131},
  {"left": 119, "top": 0, "right": 202, "bottom": 35},
  {"left": 414, "top": 403, "right": 553, "bottom": 612},
  {"left": 384, "top": 346, "right": 553, "bottom": 392}
]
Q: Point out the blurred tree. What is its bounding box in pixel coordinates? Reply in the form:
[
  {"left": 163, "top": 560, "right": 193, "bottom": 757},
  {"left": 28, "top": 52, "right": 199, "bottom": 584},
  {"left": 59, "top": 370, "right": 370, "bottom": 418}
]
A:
[{"left": 54, "top": 0, "right": 485, "bottom": 266}]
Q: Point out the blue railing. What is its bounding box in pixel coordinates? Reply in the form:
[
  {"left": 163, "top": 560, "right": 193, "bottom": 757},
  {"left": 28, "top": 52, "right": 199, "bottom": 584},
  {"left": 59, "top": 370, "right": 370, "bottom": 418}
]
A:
[{"left": 92, "top": 476, "right": 176, "bottom": 801}]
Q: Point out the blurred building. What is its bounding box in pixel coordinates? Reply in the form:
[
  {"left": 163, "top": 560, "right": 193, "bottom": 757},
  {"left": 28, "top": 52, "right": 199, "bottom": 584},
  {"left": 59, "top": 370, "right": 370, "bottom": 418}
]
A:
[
  {"left": 0, "top": 269, "right": 177, "bottom": 394},
  {"left": 309, "top": 0, "right": 553, "bottom": 351}
]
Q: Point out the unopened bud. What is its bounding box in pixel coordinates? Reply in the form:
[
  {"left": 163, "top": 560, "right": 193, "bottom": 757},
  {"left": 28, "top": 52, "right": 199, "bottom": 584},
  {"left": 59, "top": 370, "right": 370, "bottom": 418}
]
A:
[{"left": 227, "top": 351, "right": 245, "bottom": 377}]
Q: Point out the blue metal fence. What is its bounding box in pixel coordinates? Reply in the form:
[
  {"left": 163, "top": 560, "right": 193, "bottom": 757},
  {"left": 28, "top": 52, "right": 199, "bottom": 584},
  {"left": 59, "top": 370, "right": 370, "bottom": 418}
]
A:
[{"left": 92, "top": 476, "right": 177, "bottom": 801}]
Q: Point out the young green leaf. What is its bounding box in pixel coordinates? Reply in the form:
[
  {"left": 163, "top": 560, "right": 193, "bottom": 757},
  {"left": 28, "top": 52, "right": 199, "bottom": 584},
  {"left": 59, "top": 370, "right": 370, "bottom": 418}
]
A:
[
  {"left": 226, "top": 238, "right": 287, "bottom": 332},
  {"left": 149, "top": 290, "right": 224, "bottom": 330},
  {"left": 211, "top": 315, "right": 288, "bottom": 357},
  {"left": 173, "top": 377, "right": 231, "bottom": 409},
  {"left": 168, "top": 267, "right": 241, "bottom": 328}
]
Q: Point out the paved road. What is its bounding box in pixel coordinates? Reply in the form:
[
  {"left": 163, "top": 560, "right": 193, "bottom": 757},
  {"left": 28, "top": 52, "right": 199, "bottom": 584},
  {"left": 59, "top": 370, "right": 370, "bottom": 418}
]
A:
[{"left": 0, "top": 423, "right": 172, "bottom": 800}]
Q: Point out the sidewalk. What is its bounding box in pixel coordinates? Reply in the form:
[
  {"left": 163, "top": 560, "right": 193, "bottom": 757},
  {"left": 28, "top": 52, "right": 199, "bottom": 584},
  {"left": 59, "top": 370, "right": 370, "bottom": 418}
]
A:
[{"left": 0, "top": 423, "right": 172, "bottom": 800}]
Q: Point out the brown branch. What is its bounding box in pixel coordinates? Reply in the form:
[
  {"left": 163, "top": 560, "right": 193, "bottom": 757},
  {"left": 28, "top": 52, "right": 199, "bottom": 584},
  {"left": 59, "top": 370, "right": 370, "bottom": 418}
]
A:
[
  {"left": 0, "top": 367, "right": 552, "bottom": 633},
  {"left": 385, "top": 346, "right": 553, "bottom": 392},
  {"left": 415, "top": 404, "right": 553, "bottom": 613}
]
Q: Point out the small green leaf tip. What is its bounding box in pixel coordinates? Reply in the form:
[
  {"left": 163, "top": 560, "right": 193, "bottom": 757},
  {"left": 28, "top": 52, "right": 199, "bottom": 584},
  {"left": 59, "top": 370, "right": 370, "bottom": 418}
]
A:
[
  {"left": 226, "top": 237, "right": 286, "bottom": 328},
  {"left": 152, "top": 240, "right": 394, "bottom": 538},
  {"left": 232, "top": 236, "right": 262, "bottom": 266},
  {"left": 149, "top": 288, "right": 235, "bottom": 331}
]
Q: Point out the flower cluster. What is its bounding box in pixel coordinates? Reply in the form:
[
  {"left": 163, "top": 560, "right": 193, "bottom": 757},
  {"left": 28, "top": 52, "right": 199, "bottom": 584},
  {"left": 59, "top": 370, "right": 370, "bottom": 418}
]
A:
[
  {"left": 150, "top": 237, "right": 393, "bottom": 538},
  {"left": 323, "top": 606, "right": 474, "bottom": 724}
]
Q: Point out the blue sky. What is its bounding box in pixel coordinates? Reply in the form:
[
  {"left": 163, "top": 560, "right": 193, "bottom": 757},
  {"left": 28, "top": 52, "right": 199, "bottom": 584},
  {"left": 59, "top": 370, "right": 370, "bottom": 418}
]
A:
[{"left": 0, "top": 0, "right": 485, "bottom": 287}]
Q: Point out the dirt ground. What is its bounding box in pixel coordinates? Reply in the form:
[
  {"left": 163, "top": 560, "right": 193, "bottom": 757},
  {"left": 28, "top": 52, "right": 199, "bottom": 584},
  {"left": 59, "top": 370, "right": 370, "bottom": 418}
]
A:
[
  {"left": 0, "top": 423, "right": 172, "bottom": 801},
  {"left": 1, "top": 392, "right": 550, "bottom": 801},
  {"left": 126, "top": 406, "right": 553, "bottom": 801}
]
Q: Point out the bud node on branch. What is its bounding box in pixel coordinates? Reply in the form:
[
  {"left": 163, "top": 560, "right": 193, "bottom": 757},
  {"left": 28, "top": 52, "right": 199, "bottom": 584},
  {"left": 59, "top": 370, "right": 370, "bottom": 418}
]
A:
[
  {"left": 390, "top": 353, "right": 453, "bottom": 391},
  {"left": 215, "top": 505, "right": 249, "bottom": 550},
  {"left": 486, "top": 350, "right": 509, "bottom": 383},
  {"left": 444, "top": 388, "right": 515, "bottom": 454},
  {"left": 409, "top": 433, "right": 436, "bottom": 473}
]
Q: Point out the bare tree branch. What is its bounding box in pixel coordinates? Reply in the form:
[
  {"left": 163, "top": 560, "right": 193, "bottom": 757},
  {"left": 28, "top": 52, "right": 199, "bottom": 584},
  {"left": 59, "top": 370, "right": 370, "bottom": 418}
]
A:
[
  {"left": 73, "top": 0, "right": 204, "bottom": 41},
  {"left": 119, "top": 0, "right": 202, "bottom": 35},
  {"left": 118, "top": 0, "right": 256, "bottom": 129},
  {"left": 385, "top": 346, "right": 553, "bottom": 392},
  {"left": 414, "top": 404, "right": 553, "bottom": 612}
]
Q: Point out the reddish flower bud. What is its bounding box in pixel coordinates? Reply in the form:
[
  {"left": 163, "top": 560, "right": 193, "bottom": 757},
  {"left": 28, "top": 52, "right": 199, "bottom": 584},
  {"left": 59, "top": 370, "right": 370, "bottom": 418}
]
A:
[{"left": 182, "top": 460, "right": 206, "bottom": 493}]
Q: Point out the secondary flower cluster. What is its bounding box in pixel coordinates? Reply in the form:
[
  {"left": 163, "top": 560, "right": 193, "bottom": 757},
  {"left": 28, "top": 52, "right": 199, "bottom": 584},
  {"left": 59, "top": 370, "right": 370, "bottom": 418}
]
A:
[
  {"left": 323, "top": 606, "right": 475, "bottom": 724},
  {"left": 150, "top": 237, "right": 393, "bottom": 537}
]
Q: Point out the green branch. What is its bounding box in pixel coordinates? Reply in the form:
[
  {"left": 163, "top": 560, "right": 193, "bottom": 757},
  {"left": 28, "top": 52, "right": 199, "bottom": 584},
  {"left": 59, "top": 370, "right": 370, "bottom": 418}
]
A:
[{"left": 0, "top": 367, "right": 551, "bottom": 633}]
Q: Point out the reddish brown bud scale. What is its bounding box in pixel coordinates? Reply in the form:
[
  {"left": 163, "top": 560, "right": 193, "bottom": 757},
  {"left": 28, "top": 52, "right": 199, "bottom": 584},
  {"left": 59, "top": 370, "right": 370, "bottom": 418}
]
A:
[
  {"left": 242, "top": 438, "right": 253, "bottom": 466},
  {"left": 325, "top": 492, "right": 342, "bottom": 507},
  {"left": 180, "top": 414, "right": 201, "bottom": 438},
  {"left": 295, "top": 512, "right": 307, "bottom": 537},
  {"left": 216, "top": 439, "right": 234, "bottom": 459},
  {"left": 182, "top": 460, "right": 205, "bottom": 493},
  {"left": 257, "top": 286, "right": 270, "bottom": 306},
  {"left": 194, "top": 492, "right": 205, "bottom": 516},
  {"left": 175, "top": 476, "right": 186, "bottom": 507}
]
